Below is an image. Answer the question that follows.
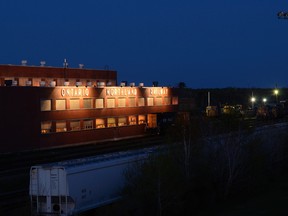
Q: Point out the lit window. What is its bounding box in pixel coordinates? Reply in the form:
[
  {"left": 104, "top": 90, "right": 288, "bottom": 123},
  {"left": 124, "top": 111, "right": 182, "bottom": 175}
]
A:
[
  {"left": 107, "top": 98, "right": 115, "bottom": 108},
  {"left": 128, "top": 98, "right": 136, "bottom": 107},
  {"left": 56, "top": 99, "right": 66, "bottom": 110},
  {"left": 164, "top": 97, "right": 171, "bottom": 105},
  {"left": 41, "top": 121, "right": 52, "bottom": 134},
  {"left": 70, "top": 99, "right": 80, "bottom": 109},
  {"left": 148, "top": 114, "right": 157, "bottom": 128},
  {"left": 147, "top": 98, "right": 154, "bottom": 106},
  {"left": 56, "top": 121, "right": 67, "bottom": 132},
  {"left": 96, "top": 118, "right": 105, "bottom": 128},
  {"left": 172, "top": 97, "right": 178, "bottom": 105},
  {"left": 138, "top": 115, "right": 146, "bottom": 124},
  {"left": 129, "top": 115, "right": 137, "bottom": 125},
  {"left": 107, "top": 118, "right": 116, "bottom": 127},
  {"left": 40, "top": 100, "right": 51, "bottom": 111},
  {"left": 155, "top": 97, "right": 162, "bottom": 106},
  {"left": 83, "top": 120, "right": 93, "bottom": 130},
  {"left": 70, "top": 121, "right": 80, "bottom": 131},
  {"left": 118, "top": 98, "right": 126, "bottom": 107},
  {"left": 118, "top": 117, "right": 127, "bottom": 126},
  {"left": 95, "top": 99, "right": 104, "bottom": 108},
  {"left": 138, "top": 97, "right": 145, "bottom": 106},
  {"left": 83, "top": 98, "right": 93, "bottom": 109}
]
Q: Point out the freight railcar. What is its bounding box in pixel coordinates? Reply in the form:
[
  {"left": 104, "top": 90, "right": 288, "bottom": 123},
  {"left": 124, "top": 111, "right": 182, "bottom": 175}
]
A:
[
  {"left": 256, "top": 103, "right": 285, "bottom": 120},
  {"left": 29, "top": 147, "right": 160, "bottom": 216}
]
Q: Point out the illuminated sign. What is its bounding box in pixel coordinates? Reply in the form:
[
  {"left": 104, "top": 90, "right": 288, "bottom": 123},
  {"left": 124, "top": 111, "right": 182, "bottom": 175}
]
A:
[
  {"left": 149, "top": 88, "right": 168, "bottom": 95},
  {"left": 61, "top": 88, "right": 89, "bottom": 97},
  {"left": 106, "top": 88, "right": 137, "bottom": 96}
]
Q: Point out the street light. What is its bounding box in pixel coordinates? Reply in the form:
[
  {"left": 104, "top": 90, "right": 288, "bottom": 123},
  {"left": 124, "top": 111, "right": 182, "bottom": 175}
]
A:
[
  {"left": 274, "top": 89, "right": 279, "bottom": 103},
  {"left": 251, "top": 97, "right": 256, "bottom": 108},
  {"left": 263, "top": 98, "right": 267, "bottom": 104}
]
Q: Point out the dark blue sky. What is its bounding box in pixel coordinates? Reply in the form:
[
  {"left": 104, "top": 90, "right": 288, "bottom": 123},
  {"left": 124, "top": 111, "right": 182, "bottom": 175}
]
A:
[{"left": 1, "top": 0, "right": 288, "bottom": 88}]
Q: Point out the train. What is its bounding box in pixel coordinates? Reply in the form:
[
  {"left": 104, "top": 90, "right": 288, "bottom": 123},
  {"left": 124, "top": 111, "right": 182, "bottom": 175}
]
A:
[
  {"left": 29, "top": 146, "right": 161, "bottom": 216},
  {"left": 256, "top": 101, "right": 288, "bottom": 120},
  {"left": 205, "top": 101, "right": 288, "bottom": 120},
  {"left": 205, "top": 104, "right": 244, "bottom": 118}
]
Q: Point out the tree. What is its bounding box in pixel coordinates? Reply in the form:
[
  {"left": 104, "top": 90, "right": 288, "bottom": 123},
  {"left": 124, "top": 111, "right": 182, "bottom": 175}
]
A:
[
  {"left": 121, "top": 150, "right": 186, "bottom": 216},
  {"left": 178, "top": 82, "right": 186, "bottom": 88}
]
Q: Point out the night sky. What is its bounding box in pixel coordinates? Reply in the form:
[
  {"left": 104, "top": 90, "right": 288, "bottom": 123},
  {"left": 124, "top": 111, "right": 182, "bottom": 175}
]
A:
[{"left": 1, "top": 0, "right": 288, "bottom": 88}]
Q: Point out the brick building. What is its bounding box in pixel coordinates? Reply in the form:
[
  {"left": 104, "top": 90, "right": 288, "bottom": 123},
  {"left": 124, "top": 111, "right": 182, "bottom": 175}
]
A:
[{"left": 0, "top": 63, "right": 191, "bottom": 152}]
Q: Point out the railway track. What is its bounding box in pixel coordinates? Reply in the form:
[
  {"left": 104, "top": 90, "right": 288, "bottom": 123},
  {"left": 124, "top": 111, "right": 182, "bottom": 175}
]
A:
[
  {"left": 0, "top": 135, "right": 163, "bottom": 169},
  {"left": 0, "top": 135, "right": 165, "bottom": 214}
]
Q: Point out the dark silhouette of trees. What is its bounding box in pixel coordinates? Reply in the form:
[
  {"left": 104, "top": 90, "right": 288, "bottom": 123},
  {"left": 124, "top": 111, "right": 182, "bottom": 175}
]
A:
[
  {"left": 178, "top": 82, "right": 186, "bottom": 88},
  {"left": 115, "top": 115, "right": 288, "bottom": 216}
]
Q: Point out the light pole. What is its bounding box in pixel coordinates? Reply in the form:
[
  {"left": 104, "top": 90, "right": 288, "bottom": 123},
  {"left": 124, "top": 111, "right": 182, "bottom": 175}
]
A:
[
  {"left": 274, "top": 89, "right": 279, "bottom": 103},
  {"left": 263, "top": 98, "right": 267, "bottom": 104},
  {"left": 251, "top": 97, "right": 256, "bottom": 109}
]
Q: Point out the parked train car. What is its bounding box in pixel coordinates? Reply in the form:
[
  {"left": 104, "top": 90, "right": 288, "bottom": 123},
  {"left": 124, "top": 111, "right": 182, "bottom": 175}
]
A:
[
  {"left": 205, "top": 105, "right": 219, "bottom": 117},
  {"left": 29, "top": 146, "right": 161, "bottom": 216},
  {"left": 222, "top": 104, "right": 244, "bottom": 117},
  {"left": 256, "top": 103, "right": 285, "bottom": 120}
]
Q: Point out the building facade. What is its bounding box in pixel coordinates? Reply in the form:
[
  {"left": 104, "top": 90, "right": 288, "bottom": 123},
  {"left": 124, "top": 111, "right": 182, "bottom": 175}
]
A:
[{"left": 0, "top": 64, "right": 192, "bottom": 152}]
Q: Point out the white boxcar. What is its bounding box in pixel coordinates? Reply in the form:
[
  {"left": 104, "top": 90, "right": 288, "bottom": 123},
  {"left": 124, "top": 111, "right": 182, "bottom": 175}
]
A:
[{"left": 29, "top": 147, "right": 158, "bottom": 216}]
